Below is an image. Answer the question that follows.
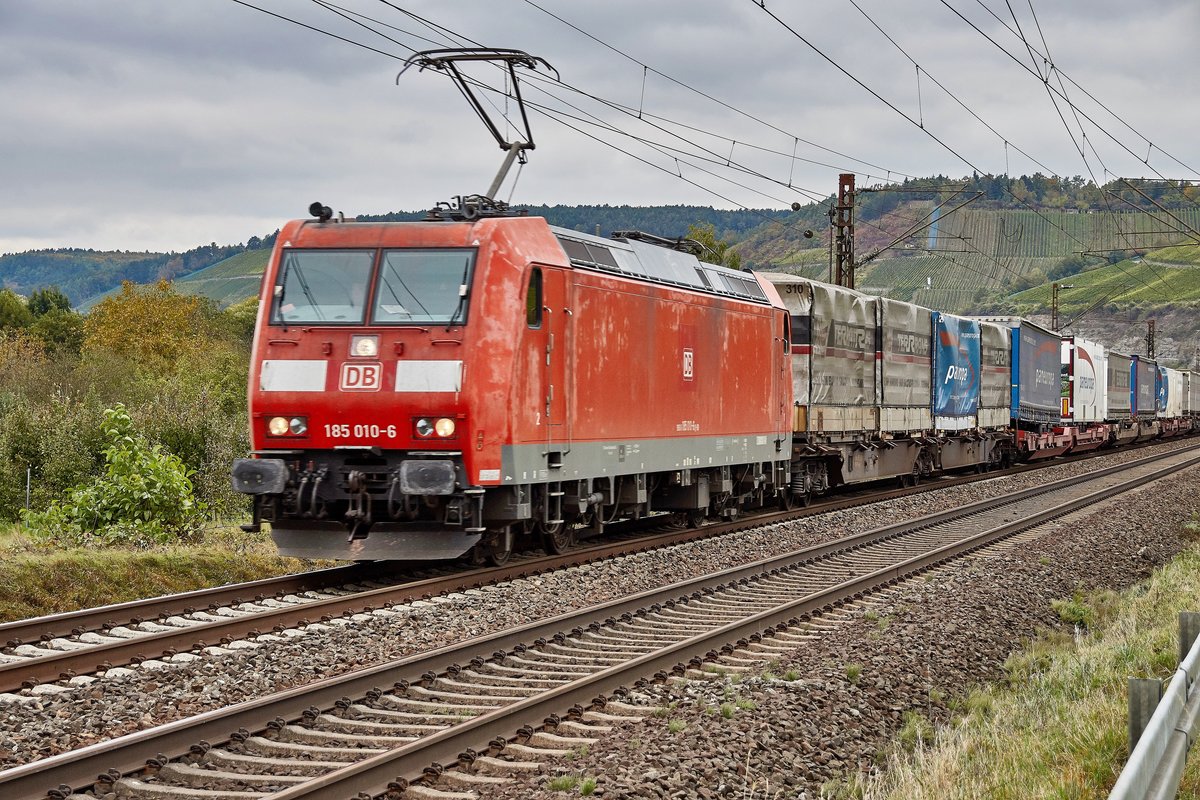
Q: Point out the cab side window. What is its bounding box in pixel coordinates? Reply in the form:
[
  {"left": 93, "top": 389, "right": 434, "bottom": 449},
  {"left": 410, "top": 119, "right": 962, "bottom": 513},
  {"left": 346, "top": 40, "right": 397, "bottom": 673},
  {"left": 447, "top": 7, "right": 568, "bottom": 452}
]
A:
[{"left": 526, "top": 268, "right": 543, "bottom": 328}]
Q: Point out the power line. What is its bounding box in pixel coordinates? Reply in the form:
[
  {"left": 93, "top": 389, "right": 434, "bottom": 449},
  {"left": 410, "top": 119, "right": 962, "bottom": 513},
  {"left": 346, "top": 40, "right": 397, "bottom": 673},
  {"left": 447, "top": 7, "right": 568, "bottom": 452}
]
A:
[
  {"left": 968, "top": 0, "right": 1199, "bottom": 178},
  {"left": 841, "top": 0, "right": 1140, "bottom": 283},
  {"left": 346, "top": 1, "right": 836, "bottom": 206},
  {"left": 752, "top": 1, "right": 1179, "bottom": 299},
  {"left": 237, "top": 0, "right": 1184, "bottom": 300},
  {"left": 1001, "top": 0, "right": 1163, "bottom": 289},
  {"left": 941, "top": 0, "right": 1198, "bottom": 185},
  {"left": 519, "top": 0, "right": 912, "bottom": 182},
  {"left": 310, "top": 0, "right": 416, "bottom": 54},
  {"left": 836, "top": 0, "right": 1145, "bottom": 276},
  {"left": 844, "top": 0, "right": 1055, "bottom": 176},
  {"left": 229, "top": 0, "right": 407, "bottom": 61}
]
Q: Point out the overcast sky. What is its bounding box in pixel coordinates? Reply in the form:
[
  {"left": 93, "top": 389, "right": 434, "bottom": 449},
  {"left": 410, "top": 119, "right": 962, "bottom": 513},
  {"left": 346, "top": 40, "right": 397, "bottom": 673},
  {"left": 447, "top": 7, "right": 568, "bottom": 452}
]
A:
[{"left": 2, "top": 0, "right": 1197, "bottom": 254}]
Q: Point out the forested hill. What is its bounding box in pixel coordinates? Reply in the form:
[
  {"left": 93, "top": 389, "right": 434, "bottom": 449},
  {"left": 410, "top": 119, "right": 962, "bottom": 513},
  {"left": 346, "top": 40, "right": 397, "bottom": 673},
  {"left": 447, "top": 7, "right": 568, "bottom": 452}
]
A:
[
  {"left": 0, "top": 235, "right": 277, "bottom": 306},
  {"left": 4, "top": 177, "right": 1194, "bottom": 306},
  {"left": 2, "top": 205, "right": 788, "bottom": 306}
]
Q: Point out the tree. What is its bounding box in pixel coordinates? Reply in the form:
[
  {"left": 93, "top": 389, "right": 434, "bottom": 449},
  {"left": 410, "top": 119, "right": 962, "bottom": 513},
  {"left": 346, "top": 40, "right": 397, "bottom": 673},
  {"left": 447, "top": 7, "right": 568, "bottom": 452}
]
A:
[
  {"left": 686, "top": 222, "right": 743, "bottom": 271},
  {"left": 30, "top": 308, "right": 85, "bottom": 356},
  {"left": 83, "top": 280, "right": 212, "bottom": 374},
  {"left": 0, "top": 289, "right": 33, "bottom": 330},
  {"left": 27, "top": 286, "right": 72, "bottom": 317}
]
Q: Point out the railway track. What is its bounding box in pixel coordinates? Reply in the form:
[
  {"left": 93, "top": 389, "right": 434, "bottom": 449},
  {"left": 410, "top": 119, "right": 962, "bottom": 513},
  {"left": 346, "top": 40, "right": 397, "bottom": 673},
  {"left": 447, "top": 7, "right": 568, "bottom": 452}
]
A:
[
  {"left": 5, "top": 442, "right": 1197, "bottom": 800},
  {"left": 0, "top": 438, "right": 1187, "bottom": 696}
]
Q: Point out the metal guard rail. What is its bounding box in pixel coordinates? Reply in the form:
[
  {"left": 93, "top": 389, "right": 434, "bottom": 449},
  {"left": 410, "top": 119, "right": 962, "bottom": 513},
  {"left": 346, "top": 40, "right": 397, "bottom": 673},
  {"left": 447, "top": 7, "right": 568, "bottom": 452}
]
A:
[{"left": 1109, "top": 613, "right": 1200, "bottom": 800}]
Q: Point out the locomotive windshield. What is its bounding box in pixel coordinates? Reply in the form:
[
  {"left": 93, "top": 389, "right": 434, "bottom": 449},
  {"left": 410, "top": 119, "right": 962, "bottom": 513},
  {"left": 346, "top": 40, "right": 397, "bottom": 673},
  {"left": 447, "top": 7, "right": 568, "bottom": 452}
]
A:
[
  {"left": 269, "top": 248, "right": 475, "bottom": 326},
  {"left": 372, "top": 249, "right": 475, "bottom": 325},
  {"left": 272, "top": 250, "right": 374, "bottom": 325}
]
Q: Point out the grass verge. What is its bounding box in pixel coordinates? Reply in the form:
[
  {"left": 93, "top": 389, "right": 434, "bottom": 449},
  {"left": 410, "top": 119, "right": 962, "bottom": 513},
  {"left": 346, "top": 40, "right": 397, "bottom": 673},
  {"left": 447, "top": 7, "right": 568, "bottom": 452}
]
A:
[
  {"left": 840, "top": 537, "right": 1200, "bottom": 799},
  {"left": 0, "top": 523, "right": 324, "bottom": 623}
]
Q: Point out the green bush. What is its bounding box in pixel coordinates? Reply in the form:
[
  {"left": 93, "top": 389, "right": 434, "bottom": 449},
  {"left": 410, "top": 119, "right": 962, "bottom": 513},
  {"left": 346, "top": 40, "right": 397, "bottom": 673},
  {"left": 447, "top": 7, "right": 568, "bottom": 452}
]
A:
[
  {"left": 0, "top": 285, "right": 252, "bottom": 526},
  {"left": 22, "top": 405, "right": 206, "bottom": 547},
  {"left": 0, "top": 391, "right": 108, "bottom": 519}
]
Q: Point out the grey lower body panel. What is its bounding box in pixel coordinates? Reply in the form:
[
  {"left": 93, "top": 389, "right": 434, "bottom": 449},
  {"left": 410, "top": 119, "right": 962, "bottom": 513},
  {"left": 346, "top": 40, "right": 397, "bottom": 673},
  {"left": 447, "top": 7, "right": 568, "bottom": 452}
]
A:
[
  {"left": 499, "top": 434, "right": 788, "bottom": 485},
  {"left": 836, "top": 440, "right": 922, "bottom": 485},
  {"left": 939, "top": 437, "right": 996, "bottom": 470},
  {"left": 270, "top": 520, "right": 481, "bottom": 561}
]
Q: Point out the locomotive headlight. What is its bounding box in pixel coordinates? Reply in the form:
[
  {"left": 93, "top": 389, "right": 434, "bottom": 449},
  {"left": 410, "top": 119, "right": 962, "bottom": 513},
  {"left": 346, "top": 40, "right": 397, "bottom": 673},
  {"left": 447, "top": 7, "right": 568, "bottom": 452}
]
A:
[
  {"left": 350, "top": 334, "right": 379, "bottom": 358},
  {"left": 267, "top": 416, "right": 308, "bottom": 436},
  {"left": 434, "top": 417, "right": 456, "bottom": 437},
  {"left": 415, "top": 418, "right": 434, "bottom": 437}
]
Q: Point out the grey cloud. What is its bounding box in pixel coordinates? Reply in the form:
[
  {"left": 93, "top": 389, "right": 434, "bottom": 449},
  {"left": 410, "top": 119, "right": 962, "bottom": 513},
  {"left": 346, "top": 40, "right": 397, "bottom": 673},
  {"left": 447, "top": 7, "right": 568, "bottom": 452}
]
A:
[{"left": 1, "top": 0, "right": 1197, "bottom": 254}]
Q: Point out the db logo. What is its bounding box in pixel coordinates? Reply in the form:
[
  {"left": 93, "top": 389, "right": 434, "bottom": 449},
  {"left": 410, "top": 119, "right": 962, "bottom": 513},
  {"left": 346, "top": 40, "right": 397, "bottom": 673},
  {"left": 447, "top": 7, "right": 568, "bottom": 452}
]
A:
[{"left": 340, "top": 362, "right": 382, "bottom": 391}]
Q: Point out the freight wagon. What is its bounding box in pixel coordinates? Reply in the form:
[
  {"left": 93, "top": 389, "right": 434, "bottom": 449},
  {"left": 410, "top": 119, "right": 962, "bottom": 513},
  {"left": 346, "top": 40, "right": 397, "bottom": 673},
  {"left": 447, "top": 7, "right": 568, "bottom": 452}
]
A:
[
  {"left": 1158, "top": 366, "right": 1189, "bottom": 436},
  {"left": 972, "top": 316, "right": 1068, "bottom": 459},
  {"left": 1060, "top": 337, "right": 1109, "bottom": 453},
  {"left": 765, "top": 275, "right": 1003, "bottom": 494}
]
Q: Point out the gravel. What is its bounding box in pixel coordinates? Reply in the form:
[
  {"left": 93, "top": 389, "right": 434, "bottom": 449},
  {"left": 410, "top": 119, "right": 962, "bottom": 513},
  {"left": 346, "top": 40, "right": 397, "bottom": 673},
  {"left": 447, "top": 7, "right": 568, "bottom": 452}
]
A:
[
  {"left": 0, "top": 439, "right": 1195, "bottom": 776},
  {"left": 481, "top": 458, "right": 1200, "bottom": 799}
]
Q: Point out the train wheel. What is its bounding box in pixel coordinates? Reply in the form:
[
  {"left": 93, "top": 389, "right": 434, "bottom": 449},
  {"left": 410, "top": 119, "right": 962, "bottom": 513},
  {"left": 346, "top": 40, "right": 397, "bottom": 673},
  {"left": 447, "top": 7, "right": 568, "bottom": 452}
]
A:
[
  {"left": 487, "top": 531, "right": 513, "bottom": 567},
  {"left": 474, "top": 528, "right": 512, "bottom": 567},
  {"left": 777, "top": 491, "right": 792, "bottom": 512},
  {"left": 687, "top": 509, "right": 707, "bottom": 528},
  {"left": 541, "top": 521, "right": 573, "bottom": 554}
]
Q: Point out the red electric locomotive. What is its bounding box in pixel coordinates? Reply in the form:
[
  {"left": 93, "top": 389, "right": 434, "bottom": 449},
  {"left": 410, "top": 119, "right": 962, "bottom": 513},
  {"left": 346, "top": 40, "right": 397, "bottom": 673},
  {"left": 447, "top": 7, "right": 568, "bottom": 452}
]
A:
[{"left": 233, "top": 201, "right": 794, "bottom": 562}]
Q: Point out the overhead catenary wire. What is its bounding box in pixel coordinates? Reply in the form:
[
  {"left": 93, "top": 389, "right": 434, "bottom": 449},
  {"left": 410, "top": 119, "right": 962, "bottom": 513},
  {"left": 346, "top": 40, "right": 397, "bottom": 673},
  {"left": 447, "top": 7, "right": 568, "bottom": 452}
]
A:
[
  {"left": 372, "top": 0, "right": 912, "bottom": 205},
  {"left": 750, "top": 1, "right": 1097, "bottom": 261},
  {"left": 967, "top": 0, "right": 1199, "bottom": 179},
  {"left": 844, "top": 0, "right": 1055, "bottom": 176},
  {"left": 230, "top": 0, "right": 406, "bottom": 61},
  {"left": 842, "top": 0, "right": 1134, "bottom": 292},
  {"left": 940, "top": 0, "right": 1199, "bottom": 187},
  {"left": 233, "top": 0, "right": 815, "bottom": 221},
  {"left": 835, "top": 0, "right": 1149, "bottom": 281},
  {"left": 518, "top": 0, "right": 912, "bottom": 182},
  {"left": 753, "top": 0, "right": 1177, "bottom": 301},
  {"left": 1005, "top": 0, "right": 1153, "bottom": 287},
  {"left": 236, "top": 0, "right": 1186, "bottom": 310}
]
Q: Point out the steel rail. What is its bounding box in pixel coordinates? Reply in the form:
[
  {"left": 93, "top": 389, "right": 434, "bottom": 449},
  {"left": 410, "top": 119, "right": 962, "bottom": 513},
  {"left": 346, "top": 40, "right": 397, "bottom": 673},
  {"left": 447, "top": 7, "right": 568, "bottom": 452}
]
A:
[
  {"left": 0, "top": 446, "right": 1059, "bottom": 692},
  {"left": 3, "top": 445, "right": 1196, "bottom": 800},
  {"left": 0, "top": 562, "right": 376, "bottom": 647},
  {"left": 1, "top": 437, "right": 1187, "bottom": 695},
  {"left": 268, "top": 447, "right": 1200, "bottom": 799}
]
